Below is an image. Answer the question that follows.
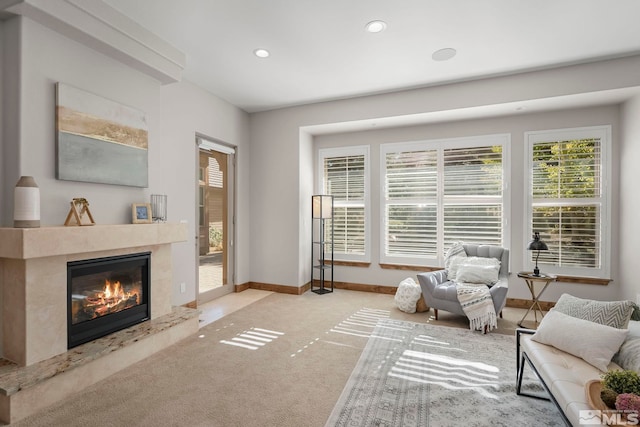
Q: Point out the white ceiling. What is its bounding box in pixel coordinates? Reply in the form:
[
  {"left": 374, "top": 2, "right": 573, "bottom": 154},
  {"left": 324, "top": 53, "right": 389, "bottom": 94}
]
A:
[{"left": 103, "top": 0, "right": 640, "bottom": 113}]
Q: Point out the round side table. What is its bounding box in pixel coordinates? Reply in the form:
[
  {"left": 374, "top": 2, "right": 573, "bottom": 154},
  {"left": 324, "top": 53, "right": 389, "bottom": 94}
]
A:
[{"left": 517, "top": 272, "right": 557, "bottom": 328}]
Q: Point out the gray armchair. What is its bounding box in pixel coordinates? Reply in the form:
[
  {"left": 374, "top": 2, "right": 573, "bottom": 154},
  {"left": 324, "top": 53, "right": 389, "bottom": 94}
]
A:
[{"left": 416, "top": 244, "right": 509, "bottom": 321}]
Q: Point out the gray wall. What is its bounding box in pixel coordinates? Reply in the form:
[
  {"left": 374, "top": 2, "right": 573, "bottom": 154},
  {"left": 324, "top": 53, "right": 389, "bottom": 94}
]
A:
[
  {"left": 1, "top": 16, "right": 250, "bottom": 306},
  {"left": 0, "top": 19, "right": 3, "bottom": 357},
  {"left": 1, "top": 17, "right": 21, "bottom": 226},
  {"left": 620, "top": 95, "right": 640, "bottom": 304},
  {"left": 159, "top": 81, "right": 250, "bottom": 304},
  {"left": 250, "top": 56, "right": 640, "bottom": 303},
  {"left": 313, "top": 105, "right": 620, "bottom": 302},
  {"left": 17, "top": 16, "right": 159, "bottom": 225},
  {"left": 2, "top": 12, "right": 640, "bottom": 308}
]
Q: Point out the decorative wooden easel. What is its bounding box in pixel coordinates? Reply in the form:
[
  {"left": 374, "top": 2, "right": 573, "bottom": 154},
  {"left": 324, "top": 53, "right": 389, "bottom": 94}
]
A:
[{"left": 64, "top": 198, "right": 96, "bottom": 226}]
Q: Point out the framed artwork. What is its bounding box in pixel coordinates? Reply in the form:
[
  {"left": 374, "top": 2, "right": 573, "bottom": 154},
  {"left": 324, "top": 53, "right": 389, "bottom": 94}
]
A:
[
  {"left": 132, "top": 203, "right": 152, "bottom": 224},
  {"left": 56, "top": 83, "right": 149, "bottom": 187}
]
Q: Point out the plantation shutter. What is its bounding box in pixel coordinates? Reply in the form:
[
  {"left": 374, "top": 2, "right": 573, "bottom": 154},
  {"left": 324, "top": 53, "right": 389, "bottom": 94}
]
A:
[
  {"left": 531, "top": 138, "right": 602, "bottom": 268},
  {"left": 385, "top": 150, "right": 438, "bottom": 258},
  {"left": 382, "top": 135, "right": 506, "bottom": 266},
  {"left": 443, "top": 146, "right": 503, "bottom": 248},
  {"left": 323, "top": 154, "right": 366, "bottom": 255}
]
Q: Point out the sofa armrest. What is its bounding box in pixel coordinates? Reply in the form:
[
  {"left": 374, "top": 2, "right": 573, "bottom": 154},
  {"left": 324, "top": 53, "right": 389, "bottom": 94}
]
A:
[
  {"left": 416, "top": 270, "right": 449, "bottom": 309},
  {"left": 491, "top": 277, "right": 508, "bottom": 289},
  {"left": 416, "top": 270, "right": 448, "bottom": 292}
]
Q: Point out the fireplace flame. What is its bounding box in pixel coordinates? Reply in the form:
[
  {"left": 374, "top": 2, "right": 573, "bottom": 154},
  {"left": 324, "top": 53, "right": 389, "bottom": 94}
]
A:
[
  {"left": 102, "top": 280, "right": 123, "bottom": 301},
  {"left": 80, "top": 279, "right": 141, "bottom": 320}
]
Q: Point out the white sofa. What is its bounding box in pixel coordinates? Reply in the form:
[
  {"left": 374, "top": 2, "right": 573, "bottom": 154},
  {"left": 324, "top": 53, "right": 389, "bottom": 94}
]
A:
[
  {"left": 517, "top": 329, "right": 622, "bottom": 426},
  {"left": 516, "top": 301, "right": 640, "bottom": 427}
]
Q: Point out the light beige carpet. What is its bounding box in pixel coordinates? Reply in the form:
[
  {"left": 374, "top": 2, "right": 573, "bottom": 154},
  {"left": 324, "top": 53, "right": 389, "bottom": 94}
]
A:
[{"left": 13, "top": 290, "right": 526, "bottom": 427}]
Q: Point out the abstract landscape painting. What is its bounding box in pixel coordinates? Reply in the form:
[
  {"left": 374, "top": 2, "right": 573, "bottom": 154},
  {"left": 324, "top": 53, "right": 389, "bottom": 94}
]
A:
[{"left": 56, "top": 83, "right": 148, "bottom": 187}]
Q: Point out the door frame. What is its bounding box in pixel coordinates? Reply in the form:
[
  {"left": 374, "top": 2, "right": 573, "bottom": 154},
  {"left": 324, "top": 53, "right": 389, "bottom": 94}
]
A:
[{"left": 196, "top": 135, "right": 236, "bottom": 303}]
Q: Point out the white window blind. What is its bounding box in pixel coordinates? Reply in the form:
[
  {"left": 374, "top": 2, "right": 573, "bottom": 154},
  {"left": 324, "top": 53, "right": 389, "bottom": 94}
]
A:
[
  {"left": 385, "top": 150, "right": 438, "bottom": 258},
  {"left": 527, "top": 126, "right": 610, "bottom": 277},
  {"left": 208, "top": 157, "right": 223, "bottom": 188},
  {"left": 443, "top": 145, "right": 503, "bottom": 248},
  {"left": 319, "top": 146, "right": 369, "bottom": 261},
  {"left": 381, "top": 135, "right": 507, "bottom": 266}
]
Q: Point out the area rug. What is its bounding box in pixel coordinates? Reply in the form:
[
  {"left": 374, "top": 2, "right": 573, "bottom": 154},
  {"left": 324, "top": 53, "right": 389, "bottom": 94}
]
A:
[{"left": 325, "top": 319, "right": 563, "bottom": 427}]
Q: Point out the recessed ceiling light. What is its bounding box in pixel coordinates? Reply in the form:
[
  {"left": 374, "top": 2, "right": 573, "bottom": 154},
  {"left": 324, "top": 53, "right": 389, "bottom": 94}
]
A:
[
  {"left": 365, "top": 20, "right": 387, "bottom": 33},
  {"left": 432, "top": 48, "right": 457, "bottom": 61},
  {"left": 254, "top": 48, "right": 270, "bottom": 58}
]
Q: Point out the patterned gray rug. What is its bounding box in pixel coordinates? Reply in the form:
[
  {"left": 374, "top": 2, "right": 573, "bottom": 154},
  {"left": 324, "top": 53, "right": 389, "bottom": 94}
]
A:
[{"left": 325, "top": 319, "right": 563, "bottom": 427}]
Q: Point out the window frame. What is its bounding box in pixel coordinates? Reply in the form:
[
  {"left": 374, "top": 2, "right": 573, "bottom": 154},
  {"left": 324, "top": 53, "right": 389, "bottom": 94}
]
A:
[
  {"left": 380, "top": 134, "right": 510, "bottom": 267},
  {"left": 318, "top": 145, "right": 371, "bottom": 263},
  {"left": 524, "top": 125, "right": 611, "bottom": 279}
]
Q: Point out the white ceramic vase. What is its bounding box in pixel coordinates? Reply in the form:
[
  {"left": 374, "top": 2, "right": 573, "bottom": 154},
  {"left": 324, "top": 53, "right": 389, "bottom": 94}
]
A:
[{"left": 14, "top": 176, "right": 40, "bottom": 228}]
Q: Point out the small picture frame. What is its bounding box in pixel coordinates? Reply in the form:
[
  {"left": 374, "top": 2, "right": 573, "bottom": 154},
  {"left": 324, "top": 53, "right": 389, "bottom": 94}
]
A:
[{"left": 132, "top": 203, "right": 152, "bottom": 224}]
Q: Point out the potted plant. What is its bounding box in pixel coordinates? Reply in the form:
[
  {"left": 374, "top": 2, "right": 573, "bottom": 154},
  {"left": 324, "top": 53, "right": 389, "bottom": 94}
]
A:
[{"left": 601, "top": 369, "right": 640, "bottom": 412}]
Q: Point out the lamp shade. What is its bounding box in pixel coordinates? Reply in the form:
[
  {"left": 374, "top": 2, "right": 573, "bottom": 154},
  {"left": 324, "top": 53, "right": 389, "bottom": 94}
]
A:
[
  {"left": 527, "top": 232, "right": 548, "bottom": 251},
  {"left": 312, "top": 195, "right": 333, "bottom": 219}
]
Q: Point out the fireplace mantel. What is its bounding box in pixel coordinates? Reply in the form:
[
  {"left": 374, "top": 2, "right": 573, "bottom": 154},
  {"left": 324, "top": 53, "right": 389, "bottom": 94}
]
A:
[{"left": 0, "top": 223, "right": 187, "bottom": 259}]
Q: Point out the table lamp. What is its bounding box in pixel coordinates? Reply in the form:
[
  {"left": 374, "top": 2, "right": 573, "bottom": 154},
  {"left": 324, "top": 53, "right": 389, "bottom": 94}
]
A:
[{"left": 527, "top": 232, "right": 548, "bottom": 276}]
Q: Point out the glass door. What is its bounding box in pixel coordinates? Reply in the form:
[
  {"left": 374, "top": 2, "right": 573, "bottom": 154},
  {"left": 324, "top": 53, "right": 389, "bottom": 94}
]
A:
[{"left": 197, "top": 137, "right": 235, "bottom": 303}]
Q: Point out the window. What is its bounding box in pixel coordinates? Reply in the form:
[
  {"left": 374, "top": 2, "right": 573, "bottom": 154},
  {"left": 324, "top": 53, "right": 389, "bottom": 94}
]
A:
[
  {"left": 525, "top": 126, "right": 611, "bottom": 278},
  {"left": 318, "top": 146, "right": 370, "bottom": 262},
  {"left": 381, "top": 134, "right": 508, "bottom": 266}
]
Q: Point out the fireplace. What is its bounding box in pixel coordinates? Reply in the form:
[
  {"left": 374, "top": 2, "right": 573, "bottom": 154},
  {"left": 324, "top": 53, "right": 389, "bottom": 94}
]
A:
[{"left": 67, "top": 252, "right": 151, "bottom": 348}]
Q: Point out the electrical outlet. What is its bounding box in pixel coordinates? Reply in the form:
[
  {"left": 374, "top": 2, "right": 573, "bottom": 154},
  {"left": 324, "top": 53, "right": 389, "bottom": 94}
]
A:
[{"left": 180, "top": 282, "right": 186, "bottom": 293}]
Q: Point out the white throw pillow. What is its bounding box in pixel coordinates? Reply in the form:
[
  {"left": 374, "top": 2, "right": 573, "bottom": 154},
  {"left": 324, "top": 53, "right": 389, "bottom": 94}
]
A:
[
  {"left": 531, "top": 309, "right": 629, "bottom": 372},
  {"left": 613, "top": 320, "right": 640, "bottom": 373},
  {"left": 447, "top": 256, "right": 467, "bottom": 281},
  {"left": 394, "top": 277, "right": 422, "bottom": 314},
  {"left": 451, "top": 256, "right": 500, "bottom": 284},
  {"left": 456, "top": 263, "right": 499, "bottom": 285},
  {"left": 463, "top": 256, "right": 501, "bottom": 268},
  {"left": 444, "top": 242, "right": 466, "bottom": 271}
]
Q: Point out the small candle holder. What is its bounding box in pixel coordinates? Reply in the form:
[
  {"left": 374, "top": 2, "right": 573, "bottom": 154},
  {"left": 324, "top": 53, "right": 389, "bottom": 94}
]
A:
[{"left": 150, "top": 194, "right": 167, "bottom": 222}]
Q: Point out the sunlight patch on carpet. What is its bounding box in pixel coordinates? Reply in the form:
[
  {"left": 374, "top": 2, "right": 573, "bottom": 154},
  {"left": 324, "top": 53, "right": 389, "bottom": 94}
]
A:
[
  {"left": 220, "top": 327, "right": 284, "bottom": 350},
  {"left": 389, "top": 349, "right": 501, "bottom": 399},
  {"left": 329, "top": 307, "right": 391, "bottom": 339},
  {"left": 291, "top": 337, "right": 321, "bottom": 357}
]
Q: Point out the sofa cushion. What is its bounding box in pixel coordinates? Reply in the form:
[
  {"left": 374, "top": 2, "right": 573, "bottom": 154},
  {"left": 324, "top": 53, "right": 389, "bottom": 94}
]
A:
[
  {"left": 613, "top": 320, "right": 640, "bottom": 373},
  {"left": 531, "top": 309, "right": 628, "bottom": 371},
  {"left": 554, "top": 293, "right": 635, "bottom": 329}
]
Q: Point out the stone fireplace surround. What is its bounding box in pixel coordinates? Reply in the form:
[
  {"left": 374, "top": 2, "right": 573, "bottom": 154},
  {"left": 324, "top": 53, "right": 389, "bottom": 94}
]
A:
[{"left": 0, "top": 224, "right": 199, "bottom": 424}]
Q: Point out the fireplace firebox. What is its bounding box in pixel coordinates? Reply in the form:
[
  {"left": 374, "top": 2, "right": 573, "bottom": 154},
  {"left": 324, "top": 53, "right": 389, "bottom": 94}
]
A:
[{"left": 67, "top": 252, "right": 151, "bottom": 348}]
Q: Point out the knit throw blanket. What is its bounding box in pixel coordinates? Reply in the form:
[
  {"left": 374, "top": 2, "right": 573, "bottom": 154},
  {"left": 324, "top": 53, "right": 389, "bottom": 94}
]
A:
[{"left": 456, "top": 282, "right": 497, "bottom": 331}]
